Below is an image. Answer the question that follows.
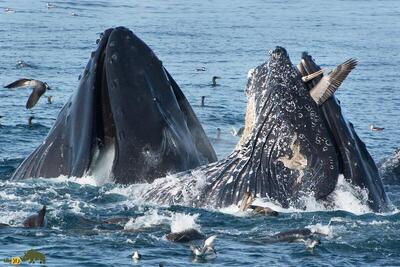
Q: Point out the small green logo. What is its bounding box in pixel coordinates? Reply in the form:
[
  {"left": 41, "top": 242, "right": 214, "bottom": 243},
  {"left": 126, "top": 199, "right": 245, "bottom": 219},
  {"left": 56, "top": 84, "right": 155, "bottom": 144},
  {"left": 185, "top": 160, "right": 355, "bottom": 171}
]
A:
[{"left": 3, "top": 249, "right": 46, "bottom": 265}]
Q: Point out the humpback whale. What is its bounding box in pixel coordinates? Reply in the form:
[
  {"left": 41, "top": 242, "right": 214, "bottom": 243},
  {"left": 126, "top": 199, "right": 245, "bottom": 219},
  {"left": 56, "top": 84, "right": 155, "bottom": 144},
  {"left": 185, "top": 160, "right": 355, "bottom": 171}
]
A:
[
  {"left": 11, "top": 27, "right": 217, "bottom": 183},
  {"left": 141, "top": 47, "right": 388, "bottom": 212},
  {"left": 299, "top": 52, "right": 388, "bottom": 211}
]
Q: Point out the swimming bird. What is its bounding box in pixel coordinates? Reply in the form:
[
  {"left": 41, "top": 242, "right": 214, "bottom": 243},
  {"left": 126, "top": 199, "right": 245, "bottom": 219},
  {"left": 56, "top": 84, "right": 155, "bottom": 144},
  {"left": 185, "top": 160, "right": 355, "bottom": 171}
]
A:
[
  {"left": 370, "top": 124, "right": 384, "bottom": 131},
  {"left": 47, "top": 96, "right": 53, "bottom": 104},
  {"left": 201, "top": 96, "right": 206, "bottom": 107},
  {"left": 307, "top": 59, "right": 357, "bottom": 105},
  {"left": 270, "top": 228, "right": 322, "bottom": 250},
  {"left": 132, "top": 250, "right": 141, "bottom": 260},
  {"left": 230, "top": 126, "right": 244, "bottom": 137},
  {"left": 212, "top": 76, "right": 221, "bottom": 87},
  {"left": 28, "top": 116, "right": 35, "bottom": 127},
  {"left": 238, "top": 192, "right": 278, "bottom": 216},
  {"left": 216, "top": 128, "right": 221, "bottom": 139},
  {"left": 16, "top": 60, "right": 32, "bottom": 69},
  {"left": 190, "top": 235, "right": 217, "bottom": 258},
  {"left": 4, "top": 79, "right": 51, "bottom": 109},
  {"left": 4, "top": 8, "right": 16, "bottom": 13},
  {"left": 196, "top": 67, "right": 206, "bottom": 71},
  {"left": 23, "top": 206, "right": 47, "bottom": 228},
  {"left": 71, "top": 12, "right": 78, "bottom": 16},
  {"left": 166, "top": 228, "right": 206, "bottom": 243},
  {"left": 46, "top": 2, "right": 56, "bottom": 9}
]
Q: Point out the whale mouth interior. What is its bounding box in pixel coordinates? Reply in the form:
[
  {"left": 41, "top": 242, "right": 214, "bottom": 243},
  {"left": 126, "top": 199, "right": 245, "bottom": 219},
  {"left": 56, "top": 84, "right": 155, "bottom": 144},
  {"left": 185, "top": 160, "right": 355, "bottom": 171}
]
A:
[{"left": 88, "top": 40, "right": 117, "bottom": 182}]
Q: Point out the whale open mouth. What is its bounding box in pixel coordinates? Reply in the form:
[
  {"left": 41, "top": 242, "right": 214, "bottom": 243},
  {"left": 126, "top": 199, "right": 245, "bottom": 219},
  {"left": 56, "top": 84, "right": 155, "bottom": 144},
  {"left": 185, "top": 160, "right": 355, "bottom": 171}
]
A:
[{"left": 11, "top": 27, "right": 217, "bottom": 184}]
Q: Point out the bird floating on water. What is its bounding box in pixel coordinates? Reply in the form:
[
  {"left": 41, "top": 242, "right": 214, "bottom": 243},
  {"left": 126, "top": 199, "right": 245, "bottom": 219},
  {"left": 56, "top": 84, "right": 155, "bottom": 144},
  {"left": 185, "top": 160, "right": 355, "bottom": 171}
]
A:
[
  {"left": 370, "top": 124, "right": 384, "bottom": 131},
  {"left": 46, "top": 2, "right": 56, "bottom": 9},
  {"left": 4, "top": 8, "right": 15, "bottom": 13},
  {"left": 216, "top": 128, "right": 221, "bottom": 139},
  {"left": 212, "top": 76, "right": 221, "bottom": 87},
  {"left": 196, "top": 67, "right": 206, "bottom": 71},
  {"left": 28, "top": 116, "right": 35, "bottom": 127},
  {"left": 132, "top": 250, "right": 141, "bottom": 261},
  {"left": 16, "top": 60, "right": 32, "bottom": 69},
  {"left": 201, "top": 96, "right": 206, "bottom": 107},
  {"left": 190, "top": 235, "right": 217, "bottom": 258},
  {"left": 4, "top": 78, "right": 51, "bottom": 109},
  {"left": 47, "top": 96, "right": 53, "bottom": 104}
]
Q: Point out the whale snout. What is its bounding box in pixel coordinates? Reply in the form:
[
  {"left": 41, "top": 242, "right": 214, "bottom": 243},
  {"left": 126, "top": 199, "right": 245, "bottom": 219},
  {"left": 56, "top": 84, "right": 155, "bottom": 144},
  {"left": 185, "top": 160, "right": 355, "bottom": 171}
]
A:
[{"left": 270, "top": 46, "right": 288, "bottom": 59}]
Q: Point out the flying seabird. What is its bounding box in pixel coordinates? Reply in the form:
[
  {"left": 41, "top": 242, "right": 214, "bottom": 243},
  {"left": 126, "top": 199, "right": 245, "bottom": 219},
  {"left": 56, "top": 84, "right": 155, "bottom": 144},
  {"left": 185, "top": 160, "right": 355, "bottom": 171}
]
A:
[{"left": 4, "top": 79, "right": 51, "bottom": 109}]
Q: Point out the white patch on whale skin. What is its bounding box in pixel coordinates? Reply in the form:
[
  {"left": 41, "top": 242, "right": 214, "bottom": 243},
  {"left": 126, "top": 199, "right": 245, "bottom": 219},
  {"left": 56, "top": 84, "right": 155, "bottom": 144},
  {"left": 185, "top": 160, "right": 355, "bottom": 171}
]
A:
[{"left": 277, "top": 134, "right": 307, "bottom": 183}]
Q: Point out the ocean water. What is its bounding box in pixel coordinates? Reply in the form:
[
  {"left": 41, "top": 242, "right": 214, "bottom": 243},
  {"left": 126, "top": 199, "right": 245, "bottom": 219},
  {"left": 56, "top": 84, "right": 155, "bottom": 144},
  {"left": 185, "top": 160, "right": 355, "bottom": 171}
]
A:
[{"left": 0, "top": 0, "right": 400, "bottom": 266}]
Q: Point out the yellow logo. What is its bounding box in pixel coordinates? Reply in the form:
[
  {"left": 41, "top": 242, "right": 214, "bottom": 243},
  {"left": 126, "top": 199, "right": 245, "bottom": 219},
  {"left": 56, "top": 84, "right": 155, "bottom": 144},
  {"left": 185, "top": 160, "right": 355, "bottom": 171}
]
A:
[{"left": 10, "top": 257, "right": 21, "bottom": 265}]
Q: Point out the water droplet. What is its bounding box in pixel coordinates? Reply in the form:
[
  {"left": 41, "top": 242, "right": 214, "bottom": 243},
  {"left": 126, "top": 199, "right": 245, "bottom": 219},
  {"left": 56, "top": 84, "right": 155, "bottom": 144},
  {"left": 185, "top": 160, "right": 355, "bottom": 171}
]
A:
[{"left": 111, "top": 53, "right": 118, "bottom": 62}]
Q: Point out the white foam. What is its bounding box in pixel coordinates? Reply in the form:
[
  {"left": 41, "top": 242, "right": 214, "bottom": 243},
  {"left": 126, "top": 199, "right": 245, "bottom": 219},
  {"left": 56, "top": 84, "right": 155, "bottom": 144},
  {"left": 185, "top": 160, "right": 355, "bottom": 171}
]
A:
[
  {"left": 325, "top": 175, "right": 371, "bottom": 215},
  {"left": 306, "top": 223, "right": 333, "bottom": 238},
  {"left": 218, "top": 175, "right": 372, "bottom": 216},
  {"left": 124, "top": 209, "right": 169, "bottom": 231},
  {"left": 170, "top": 213, "right": 200, "bottom": 233}
]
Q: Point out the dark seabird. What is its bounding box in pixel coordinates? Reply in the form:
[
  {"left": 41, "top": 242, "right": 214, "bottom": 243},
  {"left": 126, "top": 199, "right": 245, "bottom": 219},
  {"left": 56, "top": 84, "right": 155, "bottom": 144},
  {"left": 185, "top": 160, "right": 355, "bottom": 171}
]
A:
[
  {"left": 239, "top": 192, "right": 278, "bottom": 216},
  {"left": 166, "top": 228, "right": 206, "bottom": 242},
  {"left": 269, "top": 228, "right": 321, "bottom": 250},
  {"left": 201, "top": 96, "right": 206, "bottom": 107},
  {"left": 305, "top": 58, "right": 357, "bottom": 105},
  {"left": 28, "top": 116, "right": 35, "bottom": 127},
  {"left": 211, "top": 76, "right": 220, "bottom": 87},
  {"left": 370, "top": 124, "right": 384, "bottom": 131},
  {"left": 47, "top": 95, "right": 53, "bottom": 104},
  {"left": 196, "top": 67, "right": 206, "bottom": 71},
  {"left": 4, "top": 78, "right": 51, "bottom": 109},
  {"left": 216, "top": 128, "right": 221, "bottom": 139},
  {"left": 22, "top": 206, "right": 47, "bottom": 228}
]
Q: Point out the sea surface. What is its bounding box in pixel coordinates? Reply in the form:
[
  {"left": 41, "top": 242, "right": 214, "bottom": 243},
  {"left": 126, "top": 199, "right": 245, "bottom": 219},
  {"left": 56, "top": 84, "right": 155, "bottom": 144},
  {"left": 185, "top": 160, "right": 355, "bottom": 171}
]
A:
[{"left": 0, "top": 0, "right": 400, "bottom": 266}]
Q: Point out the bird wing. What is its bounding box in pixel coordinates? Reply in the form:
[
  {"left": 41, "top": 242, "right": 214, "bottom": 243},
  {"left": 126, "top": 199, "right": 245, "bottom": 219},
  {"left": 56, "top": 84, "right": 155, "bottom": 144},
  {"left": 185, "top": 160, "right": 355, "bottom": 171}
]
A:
[
  {"left": 204, "top": 235, "right": 217, "bottom": 248},
  {"left": 26, "top": 90, "right": 42, "bottom": 109},
  {"left": 309, "top": 59, "right": 357, "bottom": 105},
  {"left": 4, "top": 78, "right": 32, "bottom": 89}
]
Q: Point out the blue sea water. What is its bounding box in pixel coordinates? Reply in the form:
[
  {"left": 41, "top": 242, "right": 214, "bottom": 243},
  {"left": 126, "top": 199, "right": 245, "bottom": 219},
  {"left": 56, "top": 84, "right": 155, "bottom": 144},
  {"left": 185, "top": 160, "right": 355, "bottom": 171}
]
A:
[{"left": 0, "top": 0, "right": 400, "bottom": 266}]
